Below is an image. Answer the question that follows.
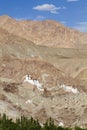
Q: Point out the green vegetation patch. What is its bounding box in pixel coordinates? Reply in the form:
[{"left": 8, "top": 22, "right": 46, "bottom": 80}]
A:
[{"left": 0, "top": 114, "right": 87, "bottom": 130}]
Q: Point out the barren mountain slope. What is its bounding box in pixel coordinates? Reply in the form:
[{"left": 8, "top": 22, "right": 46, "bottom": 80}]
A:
[
  {"left": 0, "top": 15, "right": 87, "bottom": 48},
  {"left": 0, "top": 27, "right": 87, "bottom": 83},
  {"left": 0, "top": 58, "right": 87, "bottom": 128},
  {"left": 0, "top": 15, "right": 87, "bottom": 128}
]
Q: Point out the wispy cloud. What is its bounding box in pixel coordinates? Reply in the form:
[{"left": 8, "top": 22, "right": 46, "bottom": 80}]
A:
[
  {"left": 34, "top": 15, "right": 45, "bottom": 21},
  {"left": 61, "top": 21, "right": 67, "bottom": 25},
  {"left": 33, "top": 4, "right": 65, "bottom": 14},
  {"left": 62, "top": 6, "right": 67, "bottom": 9},
  {"left": 15, "top": 16, "right": 31, "bottom": 21},
  {"left": 73, "top": 22, "right": 87, "bottom": 32},
  {"left": 67, "top": 0, "right": 79, "bottom": 2}
]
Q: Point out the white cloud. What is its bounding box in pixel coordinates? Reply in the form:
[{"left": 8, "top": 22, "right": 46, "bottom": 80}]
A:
[
  {"left": 73, "top": 22, "right": 87, "bottom": 32},
  {"left": 67, "top": 0, "right": 79, "bottom": 2},
  {"left": 33, "top": 4, "right": 62, "bottom": 14}
]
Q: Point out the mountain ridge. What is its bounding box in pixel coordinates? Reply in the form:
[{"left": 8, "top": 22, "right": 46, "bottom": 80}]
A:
[{"left": 0, "top": 15, "right": 87, "bottom": 48}]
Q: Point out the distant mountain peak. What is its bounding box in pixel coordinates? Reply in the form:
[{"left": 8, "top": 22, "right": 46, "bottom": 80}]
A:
[{"left": 0, "top": 15, "right": 87, "bottom": 48}]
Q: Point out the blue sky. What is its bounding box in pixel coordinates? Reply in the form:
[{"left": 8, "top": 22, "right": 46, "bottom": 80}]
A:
[{"left": 0, "top": 0, "right": 87, "bottom": 32}]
